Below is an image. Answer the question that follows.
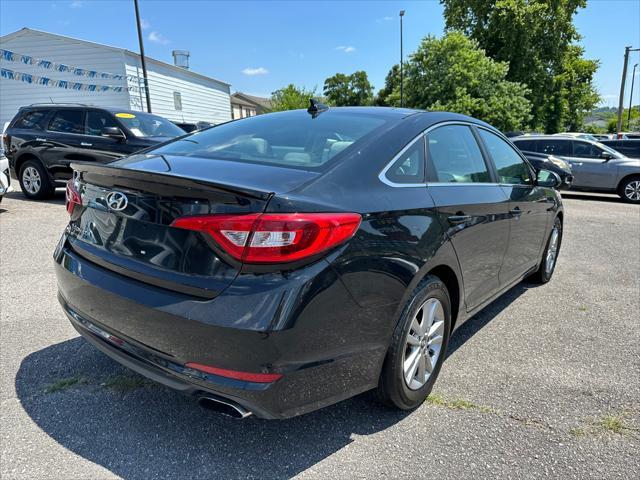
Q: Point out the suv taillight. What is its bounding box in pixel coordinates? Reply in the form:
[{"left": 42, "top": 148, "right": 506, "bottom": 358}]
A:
[{"left": 171, "top": 212, "right": 361, "bottom": 264}]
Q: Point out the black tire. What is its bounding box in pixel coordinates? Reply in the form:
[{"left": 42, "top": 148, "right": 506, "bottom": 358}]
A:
[
  {"left": 19, "top": 159, "right": 54, "bottom": 199},
  {"left": 530, "top": 216, "right": 562, "bottom": 284},
  {"left": 617, "top": 175, "right": 640, "bottom": 204},
  {"left": 376, "top": 276, "right": 452, "bottom": 410}
]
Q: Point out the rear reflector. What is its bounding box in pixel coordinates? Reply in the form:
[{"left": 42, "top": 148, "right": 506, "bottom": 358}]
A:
[
  {"left": 171, "top": 212, "right": 361, "bottom": 264},
  {"left": 65, "top": 178, "right": 82, "bottom": 215},
  {"left": 185, "top": 362, "right": 283, "bottom": 383}
]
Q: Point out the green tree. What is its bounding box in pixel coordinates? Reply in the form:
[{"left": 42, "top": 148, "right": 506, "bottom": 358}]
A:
[
  {"left": 403, "top": 32, "right": 531, "bottom": 131},
  {"left": 323, "top": 71, "right": 374, "bottom": 106},
  {"left": 375, "top": 64, "right": 401, "bottom": 106},
  {"left": 442, "top": 0, "right": 599, "bottom": 132},
  {"left": 270, "top": 84, "right": 317, "bottom": 112}
]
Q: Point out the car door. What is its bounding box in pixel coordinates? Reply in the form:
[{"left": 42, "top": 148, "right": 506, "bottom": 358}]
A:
[
  {"left": 83, "top": 110, "right": 136, "bottom": 163},
  {"left": 477, "top": 128, "right": 550, "bottom": 283},
  {"left": 44, "top": 109, "right": 88, "bottom": 181},
  {"left": 425, "top": 123, "right": 511, "bottom": 311},
  {"left": 537, "top": 138, "right": 589, "bottom": 187},
  {"left": 570, "top": 140, "right": 618, "bottom": 190}
]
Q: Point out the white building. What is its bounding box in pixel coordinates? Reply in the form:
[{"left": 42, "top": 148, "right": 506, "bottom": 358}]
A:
[{"left": 0, "top": 28, "right": 232, "bottom": 127}]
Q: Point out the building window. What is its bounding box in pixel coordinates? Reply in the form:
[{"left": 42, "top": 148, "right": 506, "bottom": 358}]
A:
[{"left": 173, "top": 91, "right": 182, "bottom": 111}]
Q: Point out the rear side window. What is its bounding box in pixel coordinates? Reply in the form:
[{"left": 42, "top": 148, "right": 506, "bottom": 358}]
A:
[
  {"left": 49, "top": 110, "right": 85, "bottom": 134},
  {"left": 513, "top": 139, "right": 538, "bottom": 153},
  {"left": 385, "top": 137, "right": 425, "bottom": 184},
  {"left": 14, "top": 110, "right": 48, "bottom": 129},
  {"left": 86, "top": 110, "right": 119, "bottom": 136},
  {"left": 151, "top": 110, "right": 388, "bottom": 171},
  {"left": 479, "top": 129, "right": 532, "bottom": 185},
  {"left": 426, "top": 125, "right": 490, "bottom": 183},
  {"left": 538, "top": 139, "right": 571, "bottom": 156}
]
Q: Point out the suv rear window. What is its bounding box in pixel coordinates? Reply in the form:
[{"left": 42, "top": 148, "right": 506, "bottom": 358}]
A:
[
  {"left": 150, "top": 110, "right": 388, "bottom": 171},
  {"left": 49, "top": 110, "right": 85, "bottom": 134},
  {"left": 14, "top": 110, "right": 49, "bottom": 129}
]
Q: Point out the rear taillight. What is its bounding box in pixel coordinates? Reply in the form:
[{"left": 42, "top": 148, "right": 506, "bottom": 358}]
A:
[
  {"left": 65, "top": 178, "right": 81, "bottom": 215},
  {"left": 171, "top": 212, "right": 361, "bottom": 264}
]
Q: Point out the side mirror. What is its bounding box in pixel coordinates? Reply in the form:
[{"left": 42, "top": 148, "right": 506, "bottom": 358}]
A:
[
  {"left": 536, "top": 169, "right": 562, "bottom": 189},
  {"left": 600, "top": 151, "right": 614, "bottom": 161},
  {"left": 102, "top": 126, "right": 126, "bottom": 141}
]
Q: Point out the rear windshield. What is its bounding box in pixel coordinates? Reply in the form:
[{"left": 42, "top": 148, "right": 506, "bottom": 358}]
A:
[{"left": 149, "top": 110, "right": 388, "bottom": 171}]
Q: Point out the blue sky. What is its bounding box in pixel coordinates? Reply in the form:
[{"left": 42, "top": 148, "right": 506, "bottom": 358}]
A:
[{"left": 1, "top": 0, "right": 639, "bottom": 106}]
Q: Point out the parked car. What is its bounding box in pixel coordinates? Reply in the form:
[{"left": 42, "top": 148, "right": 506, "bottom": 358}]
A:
[
  {"left": 174, "top": 121, "right": 214, "bottom": 133},
  {"left": 3, "top": 104, "right": 185, "bottom": 199},
  {"left": 0, "top": 155, "right": 11, "bottom": 202},
  {"left": 519, "top": 151, "right": 573, "bottom": 188},
  {"left": 55, "top": 107, "right": 564, "bottom": 418},
  {"left": 600, "top": 139, "right": 640, "bottom": 159},
  {"left": 512, "top": 135, "right": 640, "bottom": 203},
  {"left": 552, "top": 132, "right": 598, "bottom": 142},
  {"left": 591, "top": 134, "right": 612, "bottom": 141}
]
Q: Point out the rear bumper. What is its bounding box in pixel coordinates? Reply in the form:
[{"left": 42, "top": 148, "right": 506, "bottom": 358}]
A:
[{"left": 54, "top": 239, "right": 389, "bottom": 419}]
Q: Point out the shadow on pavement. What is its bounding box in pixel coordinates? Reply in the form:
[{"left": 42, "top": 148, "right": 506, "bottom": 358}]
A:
[
  {"left": 561, "top": 192, "right": 623, "bottom": 204},
  {"left": 15, "top": 284, "right": 528, "bottom": 479},
  {"left": 3, "top": 189, "right": 66, "bottom": 205}
]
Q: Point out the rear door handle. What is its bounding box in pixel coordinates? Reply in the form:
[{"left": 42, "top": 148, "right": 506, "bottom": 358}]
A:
[
  {"left": 80, "top": 142, "right": 93, "bottom": 147},
  {"left": 510, "top": 207, "right": 522, "bottom": 216},
  {"left": 448, "top": 215, "right": 471, "bottom": 224}
]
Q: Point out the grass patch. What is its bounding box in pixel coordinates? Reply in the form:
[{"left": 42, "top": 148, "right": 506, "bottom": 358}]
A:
[
  {"left": 578, "top": 306, "right": 588, "bottom": 312},
  {"left": 45, "top": 376, "right": 87, "bottom": 393},
  {"left": 102, "top": 375, "right": 150, "bottom": 392},
  {"left": 599, "top": 415, "right": 626, "bottom": 434},
  {"left": 426, "top": 393, "right": 493, "bottom": 413},
  {"left": 569, "top": 427, "right": 586, "bottom": 437}
]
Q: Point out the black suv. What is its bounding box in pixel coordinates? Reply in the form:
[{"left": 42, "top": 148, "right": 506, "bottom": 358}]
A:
[{"left": 3, "top": 104, "right": 185, "bottom": 199}]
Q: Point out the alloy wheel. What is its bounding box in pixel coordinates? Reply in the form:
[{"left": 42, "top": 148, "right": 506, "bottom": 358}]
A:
[
  {"left": 623, "top": 180, "right": 640, "bottom": 202},
  {"left": 22, "top": 167, "right": 41, "bottom": 194},
  {"left": 545, "top": 225, "right": 560, "bottom": 275},
  {"left": 403, "top": 298, "right": 445, "bottom": 390}
]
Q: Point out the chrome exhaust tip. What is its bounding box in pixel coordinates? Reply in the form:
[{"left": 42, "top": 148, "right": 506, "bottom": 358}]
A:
[{"left": 197, "top": 396, "right": 252, "bottom": 419}]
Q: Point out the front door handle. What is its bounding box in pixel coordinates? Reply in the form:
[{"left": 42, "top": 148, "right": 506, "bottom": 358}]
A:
[
  {"left": 572, "top": 162, "right": 583, "bottom": 166},
  {"left": 510, "top": 207, "right": 523, "bottom": 216},
  {"left": 80, "top": 142, "right": 93, "bottom": 147},
  {"left": 448, "top": 215, "right": 471, "bottom": 225},
  {"left": 36, "top": 137, "right": 47, "bottom": 142}
]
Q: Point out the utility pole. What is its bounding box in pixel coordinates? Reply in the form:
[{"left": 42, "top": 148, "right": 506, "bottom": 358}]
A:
[
  {"left": 134, "top": 0, "right": 152, "bottom": 113},
  {"left": 617, "top": 46, "right": 640, "bottom": 135},
  {"left": 399, "top": 10, "right": 405, "bottom": 108},
  {"left": 627, "top": 63, "right": 638, "bottom": 131}
]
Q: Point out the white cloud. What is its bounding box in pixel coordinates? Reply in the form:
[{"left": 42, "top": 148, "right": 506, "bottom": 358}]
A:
[
  {"left": 383, "top": 16, "right": 394, "bottom": 21},
  {"left": 148, "top": 31, "right": 169, "bottom": 45},
  {"left": 336, "top": 45, "right": 356, "bottom": 53},
  {"left": 242, "top": 67, "right": 269, "bottom": 76},
  {"left": 140, "top": 18, "right": 151, "bottom": 30},
  {"left": 69, "top": 0, "right": 83, "bottom": 7}
]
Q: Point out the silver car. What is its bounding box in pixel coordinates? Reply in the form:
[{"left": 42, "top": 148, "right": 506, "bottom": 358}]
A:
[{"left": 512, "top": 135, "right": 640, "bottom": 203}]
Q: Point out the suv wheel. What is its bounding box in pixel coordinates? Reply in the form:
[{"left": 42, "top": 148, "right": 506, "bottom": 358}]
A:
[
  {"left": 618, "top": 176, "right": 640, "bottom": 204},
  {"left": 376, "top": 276, "right": 451, "bottom": 410},
  {"left": 19, "top": 160, "right": 54, "bottom": 199}
]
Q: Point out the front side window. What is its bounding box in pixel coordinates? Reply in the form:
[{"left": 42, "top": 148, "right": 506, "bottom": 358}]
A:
[
  {"left": 14, "top": 110, "right": 48, "bottom": 130},
  {"left": 385, "top": 137, "right": 425, "bottom": 184},
  {"left": 538, "top": 139, "right": 571, "bottom": 156},
  {"left": 479, "top": 129, "right": 532, "bottom": 185},
  {"left": 426, "top": 125, "right": 490, "bottom": 183},
  {"left": 86, "top": 111, "right": 119, "bottom": 136},
  {"left": 48, "top": 110, "right": 85, "bottom": 134},
  {"left": 150, "top": 110, "right": 388, "bottom": 171},
  {"left": 572, "top": 141, "right": 602, "bottom": 158}
]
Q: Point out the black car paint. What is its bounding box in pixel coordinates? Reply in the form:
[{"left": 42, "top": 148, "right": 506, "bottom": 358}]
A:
[
  {"left": 54, "top": 108, "right": 563, "bottom": 419},
  {"left": 519, "top": 150, "right": 573, "bottom": 188},
  {"left": 5, "top": 106, "right": 174, "bottom": 185}
]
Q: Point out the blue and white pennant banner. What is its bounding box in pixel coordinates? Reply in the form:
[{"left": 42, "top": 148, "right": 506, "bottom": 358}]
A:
[
  {"left": 0, "top": 48, "right": 141, "bottom": 83},
  {"left": 1, "top": 67, "right": 144, "bottom": 93}
]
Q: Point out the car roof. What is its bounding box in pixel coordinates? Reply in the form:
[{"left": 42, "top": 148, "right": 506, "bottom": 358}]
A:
[
  {"left": 20, "top": 104, "right": 153, "bottom": 116},
  {"left": 513, "top": 135, "right": 595, "bottom": 143}
]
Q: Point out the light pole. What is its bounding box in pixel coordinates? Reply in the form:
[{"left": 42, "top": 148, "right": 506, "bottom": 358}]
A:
[
  {"left": 617, "top": 46, "right": 640, "bottom": 135},
  {"left": 627, "top": 63, "right": 637, "bottom": 131},
  {"left": 134, "top": 0, "right": 152, "bottom": 113},
  {"left": 399, "top": 10, "right": 405, "bottom": 108}
]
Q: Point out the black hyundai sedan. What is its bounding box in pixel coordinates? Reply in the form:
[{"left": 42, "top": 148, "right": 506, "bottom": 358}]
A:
[{"left": 55, "top": 106, "right": 563, "bottom": 419}]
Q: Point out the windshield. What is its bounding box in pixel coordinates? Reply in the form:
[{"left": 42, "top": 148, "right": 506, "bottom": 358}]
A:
[
  {"left": 116, "top": 112, "right": 185, "bottom": 138},
  {"left": 149, "top": 110, "right": 388, "bottom": 171}
]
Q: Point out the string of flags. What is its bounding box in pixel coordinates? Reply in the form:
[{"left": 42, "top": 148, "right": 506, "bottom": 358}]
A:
[
  {"left": 1, "top": 67, "right": 145, "bottom": 93},
  {"left": 1, "top": 48, "right": 140, "bottom": 82}
]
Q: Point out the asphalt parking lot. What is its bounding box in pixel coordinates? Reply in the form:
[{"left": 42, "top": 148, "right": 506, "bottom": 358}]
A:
[{"left": 1, "top": 189, "right": 638, "bottom": 479}]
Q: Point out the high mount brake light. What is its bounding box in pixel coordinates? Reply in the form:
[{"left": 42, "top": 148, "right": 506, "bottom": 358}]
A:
[
  {"left": 171, "top": 212, "right": 361, "bottom": 264},
  {"left": 65, "top": 178, "right": 81, "bottom": 215}
]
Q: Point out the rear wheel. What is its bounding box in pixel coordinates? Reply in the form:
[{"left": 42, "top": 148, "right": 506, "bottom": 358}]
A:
[
  {"left": 376, "top": 276, "right": 451, "bottom": 410},
  {"left": 530, "top": 217, "right": 562, "bottom": 284},
  {"left": 19, "top": 160, "right": 54, "bottom": 199},
  {"left": 618, "top": 176, "right": 640, "bottom": 204}
]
